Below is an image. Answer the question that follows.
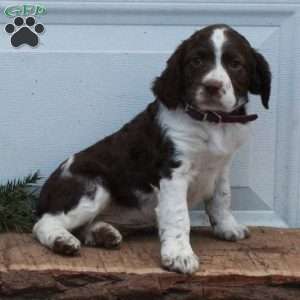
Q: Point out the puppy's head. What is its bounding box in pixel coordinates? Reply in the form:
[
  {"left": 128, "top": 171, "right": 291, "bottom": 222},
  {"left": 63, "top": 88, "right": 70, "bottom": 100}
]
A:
[{"left": 152, "top": 24, "right": 271, "bottom": 112}]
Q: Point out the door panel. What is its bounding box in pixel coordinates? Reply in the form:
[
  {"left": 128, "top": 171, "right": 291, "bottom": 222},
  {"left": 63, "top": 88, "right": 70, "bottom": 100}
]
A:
[{"left": 0, "top": 1, "right": 299, "bottom": 227}]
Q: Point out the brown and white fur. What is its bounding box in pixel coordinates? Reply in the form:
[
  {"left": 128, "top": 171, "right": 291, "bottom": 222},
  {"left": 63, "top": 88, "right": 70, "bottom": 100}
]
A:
[{"left": 33, "top": 24, "right": 271, "bottom": 274}]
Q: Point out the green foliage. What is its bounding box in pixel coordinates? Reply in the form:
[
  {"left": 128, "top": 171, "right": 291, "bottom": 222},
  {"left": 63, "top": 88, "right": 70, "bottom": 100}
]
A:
[{"left": 0, "top": 172, "right": 41, "bottom": 233}]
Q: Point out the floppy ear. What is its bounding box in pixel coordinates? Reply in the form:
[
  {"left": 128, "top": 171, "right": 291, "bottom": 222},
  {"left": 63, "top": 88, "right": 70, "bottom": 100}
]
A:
[
  {"left": 152, "top": 43, "right": 185, "bottom": 109},
  {"left": 249, "top": 50, "right": 271, "bottom": 109}
]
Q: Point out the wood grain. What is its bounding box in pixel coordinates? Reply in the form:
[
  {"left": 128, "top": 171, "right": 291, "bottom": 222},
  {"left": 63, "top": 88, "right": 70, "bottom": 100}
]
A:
[{"left": 0, "top": 227, "right": 300, "bottom": 299}]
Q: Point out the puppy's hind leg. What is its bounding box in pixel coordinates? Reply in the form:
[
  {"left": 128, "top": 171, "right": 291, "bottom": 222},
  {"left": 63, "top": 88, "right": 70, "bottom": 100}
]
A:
[
  {"left": 33, "top": 185, "right": 110, "bottom": 255},
  {"left": 80, "top": 221, "right": 123, "bottom": 249}
]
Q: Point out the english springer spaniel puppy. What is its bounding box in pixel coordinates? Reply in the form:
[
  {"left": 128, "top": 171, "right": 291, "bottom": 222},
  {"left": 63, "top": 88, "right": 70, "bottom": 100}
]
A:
[{"left": 33, "top": 24, "right": 271, "bottom": 274}]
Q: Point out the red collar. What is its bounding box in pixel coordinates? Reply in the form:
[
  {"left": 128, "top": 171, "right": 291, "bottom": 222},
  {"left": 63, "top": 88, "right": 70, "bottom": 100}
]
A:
[{"left": 184, "top": 104, "right": 258, "bottom": 124}]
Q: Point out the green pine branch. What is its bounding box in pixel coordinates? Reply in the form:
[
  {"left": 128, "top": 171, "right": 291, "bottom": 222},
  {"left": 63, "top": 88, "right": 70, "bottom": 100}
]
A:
[{"left": 0, "top": 171, "right": 41, "bottom": 233}]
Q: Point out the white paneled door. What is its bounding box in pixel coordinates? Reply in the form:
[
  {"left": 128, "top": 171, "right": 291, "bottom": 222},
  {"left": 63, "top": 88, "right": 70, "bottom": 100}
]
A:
[{"left": 0, "top": 1, "right": 299, "bottom": 227}]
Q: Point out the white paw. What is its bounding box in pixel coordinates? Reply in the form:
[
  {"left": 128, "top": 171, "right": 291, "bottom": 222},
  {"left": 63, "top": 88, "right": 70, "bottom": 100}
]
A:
[
  {"left": 52, "top": 234, "right": 81, "bottom": 255},
  {"left": 161, "top": 244, "right": 199, "bottom": 274},
  {"left": 213, "top": 218, "right": 250, "bottom": 241}
]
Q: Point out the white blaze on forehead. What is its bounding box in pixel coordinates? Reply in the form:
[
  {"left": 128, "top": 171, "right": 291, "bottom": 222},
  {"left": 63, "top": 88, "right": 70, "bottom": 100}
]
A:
[
  {"left": 200, "top": 27, "right": 236, "bottom": 111},
  {"left": 211, "top": 28, "right": 227, "bottom": 65},
  {"left": 203, "top": 27, "right": 230, "bottom": 86}
]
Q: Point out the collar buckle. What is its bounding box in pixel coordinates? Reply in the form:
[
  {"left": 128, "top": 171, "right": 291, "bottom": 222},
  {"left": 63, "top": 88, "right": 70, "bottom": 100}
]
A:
[
  {"left": 184, "top": 103, "right": 193, "bottom": 112},
  {"left": 211, "top": 111, "right": 222, "bottom": 123}
]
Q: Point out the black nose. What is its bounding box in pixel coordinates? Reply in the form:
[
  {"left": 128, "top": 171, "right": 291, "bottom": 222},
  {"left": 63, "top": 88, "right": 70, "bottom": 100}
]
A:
[{"left": 203, "top": 80, "right": 223, "bottom": 95}]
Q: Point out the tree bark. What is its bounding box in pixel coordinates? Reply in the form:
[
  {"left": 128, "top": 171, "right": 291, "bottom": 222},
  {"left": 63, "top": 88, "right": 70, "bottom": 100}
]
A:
[{"left": 1, "top": 227, "right": 300, "bottom": 299}]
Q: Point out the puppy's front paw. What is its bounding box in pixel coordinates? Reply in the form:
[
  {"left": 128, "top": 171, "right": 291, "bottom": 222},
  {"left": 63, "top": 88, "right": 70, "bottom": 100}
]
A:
[
  {"left": 213, "top": 219, "right": 250, "bottom": 241},
  {"left": 161, "top": 245, "right": 199, "bottom": 274}
]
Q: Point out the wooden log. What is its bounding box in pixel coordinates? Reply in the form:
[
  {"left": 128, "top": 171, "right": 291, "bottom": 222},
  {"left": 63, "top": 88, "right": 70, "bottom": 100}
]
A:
[{"left": 1, "top": 227, "right": 300, "bottom": 299}]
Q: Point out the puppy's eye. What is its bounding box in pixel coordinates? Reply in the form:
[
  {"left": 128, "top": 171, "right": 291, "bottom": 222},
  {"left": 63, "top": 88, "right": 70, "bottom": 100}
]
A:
[
  {"left": 190, "top": 57, "right": 204, "bottom": 67},
  {"left": 229, "top": 59, "right": 242, "bottom": 70}
]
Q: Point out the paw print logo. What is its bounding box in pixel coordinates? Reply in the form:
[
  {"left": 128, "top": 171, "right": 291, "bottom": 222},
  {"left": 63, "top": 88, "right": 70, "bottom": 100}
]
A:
[{"left": 5, "top": 16, "right": 44, "bottom": 47}]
